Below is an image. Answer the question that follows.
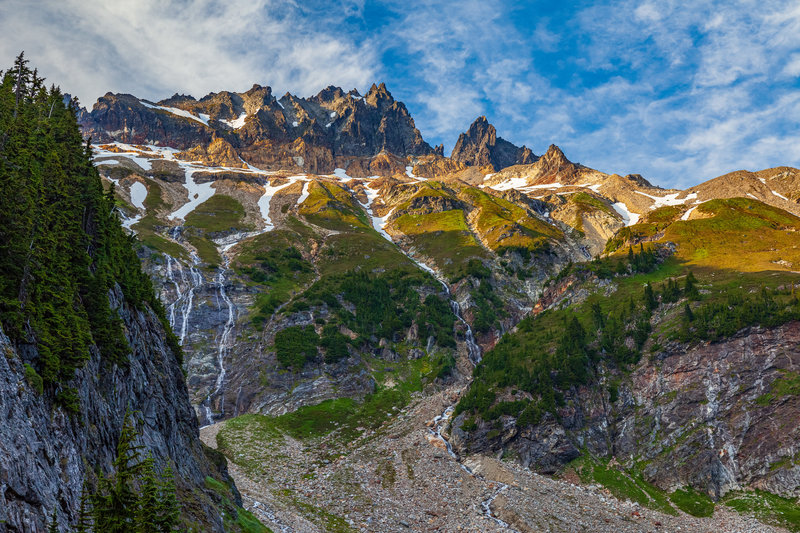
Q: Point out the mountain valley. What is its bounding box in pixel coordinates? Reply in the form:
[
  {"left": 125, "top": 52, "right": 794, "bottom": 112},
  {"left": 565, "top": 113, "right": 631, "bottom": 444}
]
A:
[{"left": 3, "top": 58, "right": 800, "bottom": 532}]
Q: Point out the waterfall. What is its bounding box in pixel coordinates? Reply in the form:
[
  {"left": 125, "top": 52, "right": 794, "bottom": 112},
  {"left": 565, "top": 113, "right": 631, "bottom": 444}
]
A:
[{"left": 201, "top": 256, "right": 236, "bottom": 426}]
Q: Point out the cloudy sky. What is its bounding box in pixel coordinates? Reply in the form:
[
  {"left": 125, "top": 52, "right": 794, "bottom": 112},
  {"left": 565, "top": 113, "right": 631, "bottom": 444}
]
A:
[{"left": 2, "top": 0, "right": 799, "bottom": 188}]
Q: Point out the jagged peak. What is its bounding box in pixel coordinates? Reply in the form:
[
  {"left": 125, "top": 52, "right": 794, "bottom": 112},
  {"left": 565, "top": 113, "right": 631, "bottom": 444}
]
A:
[
  {"left": 366, "top": 82, "right": 393, "bottom": 101},
  {"left": 541, "top": 144, "right": 568, "bottom": 163},
  {"left": 315, "top": 85, "right": 345, "bottom": 101}
]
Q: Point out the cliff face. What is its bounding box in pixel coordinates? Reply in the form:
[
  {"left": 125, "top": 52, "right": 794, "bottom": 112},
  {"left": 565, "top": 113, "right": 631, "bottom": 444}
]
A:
[
  {"left": 452, "top": 322, "right": 800, "bottom": 499},
  {"left": 0, "top": 285, "right": 236, "bottom": 532},
  {"left": 80, "top": 83, "right": 434, "bottom": 174}
]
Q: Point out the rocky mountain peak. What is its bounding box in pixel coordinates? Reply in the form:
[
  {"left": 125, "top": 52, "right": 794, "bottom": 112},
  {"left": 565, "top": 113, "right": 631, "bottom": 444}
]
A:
[
  {"left": 541, "top": 144, "right": 568, "bottom": 164},
  {"left": 365, "top": 82, "right": 394, "bottom": 107},
  {"left": 451, "top": 116, "right": 536, "bottom": 171}
]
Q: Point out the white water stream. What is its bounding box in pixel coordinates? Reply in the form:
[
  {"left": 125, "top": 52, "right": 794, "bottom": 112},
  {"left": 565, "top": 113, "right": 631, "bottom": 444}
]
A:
[{"left": 201, "top": 254, "right": 237, "bottom": 426}]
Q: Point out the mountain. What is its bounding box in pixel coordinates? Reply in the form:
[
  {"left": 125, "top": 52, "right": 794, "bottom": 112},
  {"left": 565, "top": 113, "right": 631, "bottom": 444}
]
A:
[
  {"left": 0, "top": 55, "right": 259, "bottom": 532},
  {"left": 78, "top": 82, "right": 435, "bottom": 175},
  {"left": 450, "top": 116, "right": 536, "bottom": 171},
  {"left": 71, "top": 77, "right": 800, "bottom": 531}
]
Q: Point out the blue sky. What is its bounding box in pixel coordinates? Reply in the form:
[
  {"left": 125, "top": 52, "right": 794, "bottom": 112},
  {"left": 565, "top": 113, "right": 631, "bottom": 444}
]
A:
[{"left": 3, "top": 0, "right": 800, "bottom": 188}]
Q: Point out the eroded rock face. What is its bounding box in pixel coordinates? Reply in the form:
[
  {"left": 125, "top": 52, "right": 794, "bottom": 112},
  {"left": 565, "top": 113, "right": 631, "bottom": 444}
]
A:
[
  {"left": 453, "top": 322, "right": 800, "bottom": 499},
  {"left": 82, "top": 92, "right": 213, "bottom": 149},
  {"left": 0, "top": 286, "right": 235, "bottom": 532},
  {"left": 450, "top": 116, "right": 537, "bottom": 171},
  {"left": 80, "top": 83, "right": 434, "bottom": 175}
]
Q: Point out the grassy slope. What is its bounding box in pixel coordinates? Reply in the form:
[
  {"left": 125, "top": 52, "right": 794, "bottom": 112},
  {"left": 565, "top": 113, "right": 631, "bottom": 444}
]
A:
[{"left": 461, "top": 197, "right": 800, "bottom": 528}]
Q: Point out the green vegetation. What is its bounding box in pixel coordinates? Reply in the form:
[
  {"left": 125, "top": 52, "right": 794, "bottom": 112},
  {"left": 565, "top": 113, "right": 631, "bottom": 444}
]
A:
[
  {"left": 0, "top": 53, "right": 180, "bottom": 403},
  {"left": 236, "top": 243, "right": 314, "bottom": 325},
  {"left": 204, "top": 476, "right": 271, "bottom": 533},
  {"left": 79, "top": 411, "right": 181, "bottom": 532},
  {"left": 299, "top": 181, "right": 368, "bottom": 231},
  {"left": 569, "top": 192, "right": 616, "bottom": 233},
  {"left": 275, "top": 268, "right": 456, "bottom": 369},
  {"left": 218, "top": 355, "right": 447, "bottom": 458},
  {"left": 755, "top": 370, "right": 800, "bottom": 406},
  {"left": 460, "top": 186, "right": 560, "bottom": 255},
  {"left": 184, "top": 194, "right": 251, "bottom": 233},
  {"left": 456, "top": 246, "right": 664, "bottom": 424},
  {"left": 723, "top": 490, "right": 800, "bottom": 531},
  {"left": 394, "top": 207, "right": 488, "bottom": 282},
  {"left": 569, "top": 456, "right": 676, "bottom": 515},
  {"left": 275, "top": 325, "right": 319, "bottom": 369},
  {"left": 669, "top": 487, "right": 715, "bottom": 517},
  {"left": 664, "top": 197, "right": 800, "bottom": 272},
  {"left": 463, "top": 260, "right": 507, "bottom": 334}
]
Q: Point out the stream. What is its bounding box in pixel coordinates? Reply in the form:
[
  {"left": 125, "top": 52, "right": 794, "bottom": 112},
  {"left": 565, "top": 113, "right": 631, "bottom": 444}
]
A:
[{"left": 201, "top": 254, "right": 236, "bottom": 426}]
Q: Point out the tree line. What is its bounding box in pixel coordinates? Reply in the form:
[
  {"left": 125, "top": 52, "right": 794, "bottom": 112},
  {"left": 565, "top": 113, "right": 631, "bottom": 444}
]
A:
[{"left": 0, "top": 53, "right": 180, "bottom": 410}]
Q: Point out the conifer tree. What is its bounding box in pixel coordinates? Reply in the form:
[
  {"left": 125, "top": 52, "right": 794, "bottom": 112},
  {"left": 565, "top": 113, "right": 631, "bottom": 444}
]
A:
[
  {"left": 643, "top": 283, "right": 657, "bottom": 312},
  {"left": 155, "top": 466, "right": 180, "bottom": 532},
  {"left": 48, "top": 507, "right": 59, "bottom": 533},
  {"left": 684, "top": 271, "right": 700, "bottom": 300},
  {"left": 92, "top": 410, "right": 144, "bottom": 532},
  {"left": 75, "top": 482, "right": 93, "bottom": 533},
  {"left": 136, "top": 456, "right": 161, "bottom": 533}
]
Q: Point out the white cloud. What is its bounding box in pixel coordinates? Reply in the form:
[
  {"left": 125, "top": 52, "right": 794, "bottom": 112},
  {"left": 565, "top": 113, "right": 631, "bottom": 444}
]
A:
[
  {"left": 0, "top": 0, "right": 378, "bottom": 105},
  {"left": 2, "top": 0, "right": 799, "bottom": 189}
]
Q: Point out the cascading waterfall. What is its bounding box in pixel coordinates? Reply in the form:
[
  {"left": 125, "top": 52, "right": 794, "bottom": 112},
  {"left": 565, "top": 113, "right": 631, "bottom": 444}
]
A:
[
  {"left": 165, "top": 255, "right": 183, "bottom": 328},
  {"left": 201, "top": 255, "right": 236, "bottom": 426},
  {"left": 161, "top": 252, "right": 203, "bottom": 347},
  {"left": 412, "top": 263, "right": 516, "bottom": 529},
  {"left": 179, "top": 258, "right": 203, "bottom": 346},
  {"left": 411, "top": 257, "right": 482, "bottom": 365}
]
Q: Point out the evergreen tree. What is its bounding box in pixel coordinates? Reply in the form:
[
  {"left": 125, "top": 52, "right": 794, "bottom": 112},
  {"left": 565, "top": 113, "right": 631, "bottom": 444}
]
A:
[
  {"left": 92, "top": 411, "right": 145, "bottom": 532},
  {"left": 0, "top": 53, "right": 181, "bottom": 401},
  {"left": 155, "top": 466, "right": 180, "bottom": 532},
  {"left": 643, "top": 283, "right": 657, "bottom": 312},
  {"left": 136, "top": 456, "right": 161, "bottom": 533},
  {"left": 684, "top": 271, "right": 700, "bottom": 300},
  {"left": 75, "top": 482, "right": 93, "bottom": 533},
  {"left": 48, "top": 507, "right": 59, "bottom": 533},
  {"left": 591, "top": 301, "right": 604, "bottom": 330}
]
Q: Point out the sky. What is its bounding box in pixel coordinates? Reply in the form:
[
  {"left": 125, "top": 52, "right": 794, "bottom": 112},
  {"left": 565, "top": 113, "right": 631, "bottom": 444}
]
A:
[{"left": 2, "top": 0, "right": 800, "bottom": 188}]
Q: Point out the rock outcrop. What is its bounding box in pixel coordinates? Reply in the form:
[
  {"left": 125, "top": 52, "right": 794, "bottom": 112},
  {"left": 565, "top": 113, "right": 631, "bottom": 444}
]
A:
[
  {"left": 0, "top": 285, "right": 237, "bottom": 532},
  {"left": 80, "top": 83, "right": 434, "bottom": 175},
  {"left": 450, "top": 116, "right": 537, "bottom": 171},
  {"left": 452, "top": 322, "right": 800, "bottom": 499}
]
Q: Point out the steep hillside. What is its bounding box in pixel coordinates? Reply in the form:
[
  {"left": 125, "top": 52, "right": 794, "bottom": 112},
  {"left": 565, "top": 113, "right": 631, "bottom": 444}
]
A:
[
  {"left": 451, "top": 199, "right": 800, "bottom": 529},
  {"left": 0, "top": 55, "right": 260, "bottom": 532}
]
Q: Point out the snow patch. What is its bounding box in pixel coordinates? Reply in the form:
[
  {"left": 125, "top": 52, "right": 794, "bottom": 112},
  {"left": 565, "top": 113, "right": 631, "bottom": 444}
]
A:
[
  {"left": 579, "top": 183, "right": 603, "bottom": 193},
  {"left": 258, "top": 176, "right": 308, "bottom": 230},
  {"left": 747, "top": 193, "right": 758, "bottom": 200},
  {"left": 634, "top": 190, "right": 697, "bottom": 209},
  {"left": 140, "top": 100, "right": 209, "bottom": 126},
  {"left": 360, "top": 185, "right": 394, "bottom": 242},
  {"left": 681, "top": 206, "right": 697, "bottom": 221},
  {"left": 483, "top": 173, "right": 495, "bottom": 181},
  {"left": 611, "top": 202, "right": 640, "bottom": 226},
  {"left": 297, "top": 182, "right": 310, "bottom": 205},
  {"left": 221, "top": 112, "right": 247, "bottom": 129},
  {"left": 329, "top": 111, "right": 337, "bottom": 118},
  {"left": 168, "top": 168, "right": 216, "bottom": 220},
  {"left": 772, "top": 190, "right": 789, "bottom": 201},
  {"left": 292, "top": 121, "right": 299, "bottom": 127},
  {"left": 129, "top": 181, "right": 147, "bottom": 210},
  {"left": 333, "top": 168, "right": 352, "bottom": 182}
]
